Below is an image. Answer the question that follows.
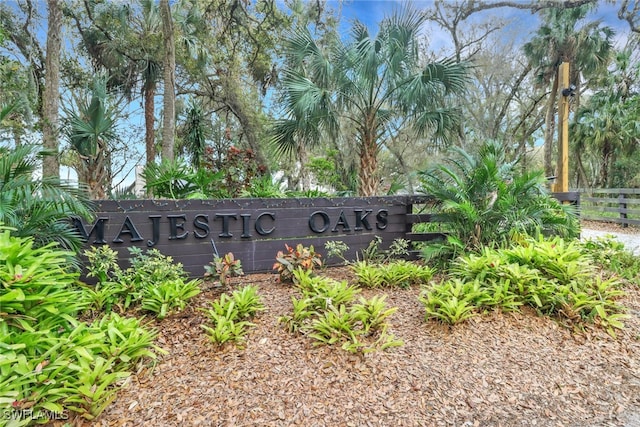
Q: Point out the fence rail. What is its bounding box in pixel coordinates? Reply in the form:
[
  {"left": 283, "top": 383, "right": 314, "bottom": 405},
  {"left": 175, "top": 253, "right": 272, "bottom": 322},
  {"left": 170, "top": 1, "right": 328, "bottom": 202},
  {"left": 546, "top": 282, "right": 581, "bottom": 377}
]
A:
[{"left": 576, "top": 188, "right": 640, "bottom": 227}]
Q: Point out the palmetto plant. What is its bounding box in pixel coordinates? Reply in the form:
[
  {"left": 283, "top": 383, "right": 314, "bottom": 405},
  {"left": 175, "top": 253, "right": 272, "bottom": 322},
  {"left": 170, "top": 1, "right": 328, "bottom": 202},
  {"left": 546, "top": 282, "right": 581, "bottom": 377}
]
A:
[
  {"left": 418, "top": 140, "right": 579, "bottom": 260},
  {"left": 0, "top": 145, "right": 93, "bottom": 252},
  {"left": 142, "top": 157, "right": 196, "bottom": 199},
  {"left": 273, "top": 7, "right": 468, "bottom": 196},
  {"left": 570, "top": 50, "right": 640, "bottom": 188},
  {"left": 63, "top": 76, "right": 119, "bottom": 200}
]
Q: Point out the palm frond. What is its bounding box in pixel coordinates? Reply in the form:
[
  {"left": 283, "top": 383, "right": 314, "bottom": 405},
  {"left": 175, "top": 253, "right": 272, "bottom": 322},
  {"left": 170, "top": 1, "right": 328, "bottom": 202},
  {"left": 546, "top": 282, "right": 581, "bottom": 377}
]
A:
[{"left": 0, "top": 145, "right": 93, "bottom": 252}]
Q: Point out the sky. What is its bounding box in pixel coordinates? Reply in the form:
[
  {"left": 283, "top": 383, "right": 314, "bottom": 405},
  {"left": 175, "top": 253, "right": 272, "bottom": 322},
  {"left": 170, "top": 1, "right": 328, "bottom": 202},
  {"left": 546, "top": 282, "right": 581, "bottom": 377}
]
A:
[{"left": 329, "top": 0, "right": 630, "bottom": 53}]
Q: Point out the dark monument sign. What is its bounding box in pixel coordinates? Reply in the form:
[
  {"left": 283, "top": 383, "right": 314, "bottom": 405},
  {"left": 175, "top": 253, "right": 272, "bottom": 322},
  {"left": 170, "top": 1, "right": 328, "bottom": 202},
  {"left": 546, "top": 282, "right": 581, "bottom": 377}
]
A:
[{"left": 75, "top": 197, "right": 413, "bottom": 276}]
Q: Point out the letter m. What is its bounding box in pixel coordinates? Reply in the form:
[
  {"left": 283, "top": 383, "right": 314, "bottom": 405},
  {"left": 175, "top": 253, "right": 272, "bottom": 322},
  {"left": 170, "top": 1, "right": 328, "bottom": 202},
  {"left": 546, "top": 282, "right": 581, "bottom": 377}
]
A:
[{"left": 72, "top": 217, "right": 108, "bottom": 244}]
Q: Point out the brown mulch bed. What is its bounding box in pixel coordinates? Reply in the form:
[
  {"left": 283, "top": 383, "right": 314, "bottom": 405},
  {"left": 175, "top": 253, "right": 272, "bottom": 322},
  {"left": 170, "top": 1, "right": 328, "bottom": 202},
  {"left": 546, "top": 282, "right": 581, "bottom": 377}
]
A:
[
  {"left": 94, "top": 268, "right": 640, "bottom": 427},
  {"left": 582, "top": 220, "right": 640, "bottom": 235}
]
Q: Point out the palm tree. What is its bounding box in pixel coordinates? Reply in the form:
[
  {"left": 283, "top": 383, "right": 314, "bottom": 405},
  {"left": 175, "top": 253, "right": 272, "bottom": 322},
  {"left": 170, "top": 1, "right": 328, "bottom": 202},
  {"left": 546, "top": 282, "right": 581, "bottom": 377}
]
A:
[
  {"left": 272, "top": 7, "right": 468, "bottom": 196},
  {"left": 0, "top": 144, "right": 93, "bottom": 251},
  {"left": 523, "top": 5, "right": 613, "bottom": 178},
  {"left": 68, "top": 0, "right": 163, "bottom": 167},
  {"left": 63, "top": 77, "right": 119, "bottom": 199},
  {"left": 571, "top": 50, "right": 640, "bottom": 187},
  {"left": 160, "top": 0, "right": 176, "bottom": 162}
]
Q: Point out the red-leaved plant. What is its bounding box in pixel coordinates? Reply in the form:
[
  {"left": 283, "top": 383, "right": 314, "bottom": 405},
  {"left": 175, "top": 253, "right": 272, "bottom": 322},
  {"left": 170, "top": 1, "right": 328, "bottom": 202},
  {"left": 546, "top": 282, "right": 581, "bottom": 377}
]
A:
[{"left": 273, "top": 243, "right": 322, "bottom": 283}]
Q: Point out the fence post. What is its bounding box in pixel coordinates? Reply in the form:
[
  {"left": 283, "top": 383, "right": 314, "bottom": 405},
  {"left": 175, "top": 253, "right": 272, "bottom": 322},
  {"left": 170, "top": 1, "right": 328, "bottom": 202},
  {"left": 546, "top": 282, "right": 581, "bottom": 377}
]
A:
[
  {"left": 405, "top": 197, "right": 414, "bottom": 234},
  {"left": 619, "top": 191, "right": 628, "bottom": 228}
]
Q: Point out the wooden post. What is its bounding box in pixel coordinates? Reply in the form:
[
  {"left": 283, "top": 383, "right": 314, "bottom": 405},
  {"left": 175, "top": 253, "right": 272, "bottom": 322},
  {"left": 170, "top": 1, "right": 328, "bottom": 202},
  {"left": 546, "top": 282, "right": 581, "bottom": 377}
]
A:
[
  {"left": 619, "top": 192, "right": 628, "bottom": 228},
  {"left": 557, "top": 62, "right": 570, "bottom": 194}
]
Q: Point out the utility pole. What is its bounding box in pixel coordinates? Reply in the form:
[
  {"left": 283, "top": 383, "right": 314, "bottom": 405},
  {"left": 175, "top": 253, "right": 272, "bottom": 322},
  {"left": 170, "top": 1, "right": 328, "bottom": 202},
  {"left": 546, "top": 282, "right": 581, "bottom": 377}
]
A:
[{"left": 556, "top": 62, "right": 570, "bottom": 193}]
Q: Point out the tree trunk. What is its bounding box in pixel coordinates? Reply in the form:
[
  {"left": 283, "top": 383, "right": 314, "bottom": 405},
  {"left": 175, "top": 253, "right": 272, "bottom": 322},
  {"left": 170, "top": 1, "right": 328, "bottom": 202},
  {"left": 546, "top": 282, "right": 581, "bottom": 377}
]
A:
[
  {"left": 575, "top": 151, "right": 590, "bottom": 189},
  {"left": 160, "top": 0, "right": 175, "bottom": 162},
  {"left": 543, "top": 71, "right": 559, "bottom": 179},
  {"left": 144, "top": 81, "right": 157, "bottom": 165},
  {"left": 358, "top": 129, "right": 378, "bottom": 196},
  {"left": 79, "top": 153, "right": 108, "bottom": 200},
  {"left": 42, "top": 0, "right": 62, "bottom": 179},
  {"left": 600, "top": 140, "right": 612, "bottom": 187},
  {"left": 297, "top": 144, "right": 310, "bottom": 191}
]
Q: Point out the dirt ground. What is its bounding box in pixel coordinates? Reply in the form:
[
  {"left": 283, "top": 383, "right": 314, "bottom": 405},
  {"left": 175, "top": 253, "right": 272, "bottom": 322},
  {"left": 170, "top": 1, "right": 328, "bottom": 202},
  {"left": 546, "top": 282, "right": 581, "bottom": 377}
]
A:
[{"left": 93, "top": 260, "right": 640, "bottom": 427}]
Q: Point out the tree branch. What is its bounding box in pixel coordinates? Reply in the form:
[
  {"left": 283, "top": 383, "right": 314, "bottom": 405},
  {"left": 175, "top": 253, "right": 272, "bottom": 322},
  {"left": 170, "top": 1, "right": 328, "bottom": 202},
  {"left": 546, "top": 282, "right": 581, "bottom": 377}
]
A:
[
  {"left": 460, "top": 0, "right": 597, "bottom": 20},
  {"left": 618, "top": 0, "right": 640, "bottom": 34}
]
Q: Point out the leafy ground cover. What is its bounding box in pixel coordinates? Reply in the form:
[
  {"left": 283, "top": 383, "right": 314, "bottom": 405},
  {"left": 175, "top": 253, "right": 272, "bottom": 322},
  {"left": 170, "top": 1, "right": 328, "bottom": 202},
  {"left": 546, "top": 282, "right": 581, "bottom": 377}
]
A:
[
  {"left": 93, "top": 263, "right": 640, "bottom": 427},
  {"left": 2, "top": 221, "right": 639, "bottom": 426}
]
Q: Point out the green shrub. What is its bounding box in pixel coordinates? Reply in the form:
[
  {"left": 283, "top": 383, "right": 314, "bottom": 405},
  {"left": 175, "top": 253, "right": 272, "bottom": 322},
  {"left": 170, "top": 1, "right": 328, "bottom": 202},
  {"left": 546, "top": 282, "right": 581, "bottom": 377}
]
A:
[
  {"left": 0, "top": 230, "right": 161, "bottom": 423},
  {"left": 85, "top": 245, "right": 122, "bottom": 284},
  {"left": 324, "top": 238, "right": 410, "bottom": 266},
  {"left": 352, "top": 260, "right": 434, "bottom": 288},
  {"left": 200, "top": 285, "right": 264, "bottom": 346},
  {"left": 91, "top": 312, "right": 161, "bottom": 369},
  {"left": 350, "top": 295, "right": 398, "bottom": 334},
  {"left": 419, "top": 279, "right": 482, "bottom": 324},
  {"left": 308, "top": 304, "right": 357, "bottom": 346},
  {"left": 501, "top": 237, "right": 592, "bottom": 284},
  {"left": 418, "top": 140, "right": 580, "bottom": 261},
  {"left": 78, "top": 281, "right": 130, "bottom": 313},
  {"left": 580, "top": 235, "right": 640, "bottom": 283},
  {"left": 358, "top": 236, "right": 384, "bottom": 263},
  {"left": 292, "top": 269, "right": 361, "bottom": 310},
  {"left": 79, "top": 246, "right": 133, "bottom": 313},
  {"left": 351, "top": 261, "right": 385, "bottom": 288},
  {"left": 421, "top": 237, "right": 628, "bottom": 335},
  {"left": 228, "top": 285, "right": 265, "bottom": 319},
  {"left": 142, "top": 157, "right": 197, "bottom": 199},
  {"left": 324, "top": 240, "right": 350, "bottom": 265},
  {"left": 0, "top": 145, "right": 93, "bottom": 252},
  {"left": 142, "top": 147, "right": 271, "bottom": 199},
  {"left": 0, "top": 228, "right": 87, "bottom": 330},
  {"left": 141, "top": 278, "right": 201, "bottom": 319},
  {"left": 126, "top": 247, "right": 187, "bottom": 285},
  {"left": 201, "top": 315, "right": 254, "bottom": 346},
  {"left": 279, "top": 274, "right": 402, "bottom": 353},
  {"left": 81, "top": 246, "right": 202, "bottom": 320},
  {"left": 239, "top": 174, "right": 285, "bottom": 198}
]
